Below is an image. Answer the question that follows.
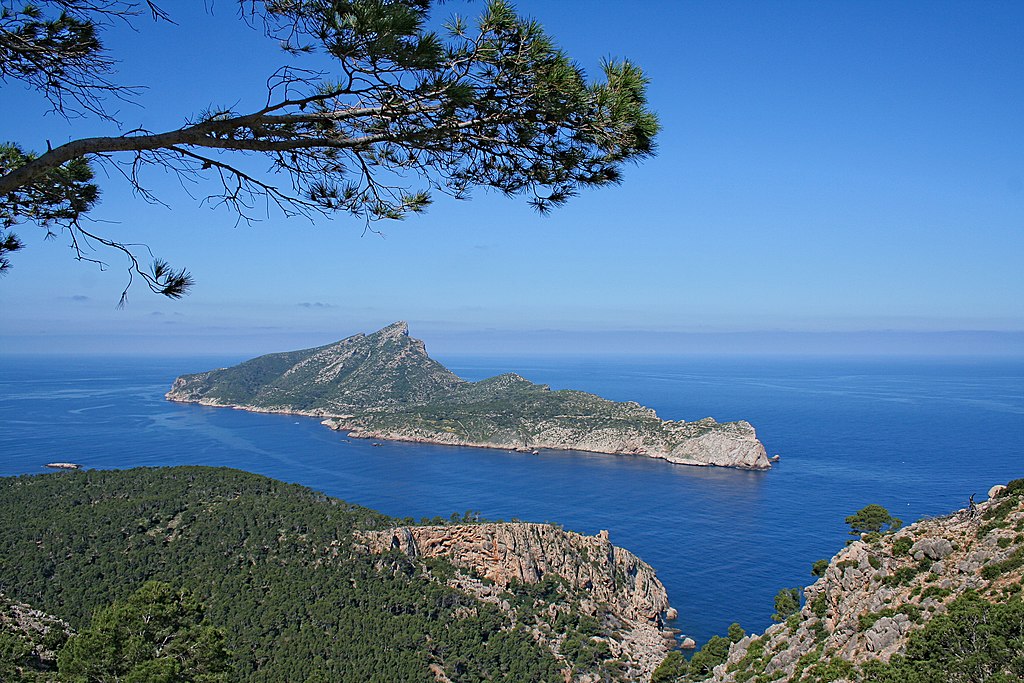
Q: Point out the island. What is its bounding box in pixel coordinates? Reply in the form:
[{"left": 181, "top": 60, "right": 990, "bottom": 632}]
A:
[{"left": 166, "top": 321, "right": 771, "bottom": 470}]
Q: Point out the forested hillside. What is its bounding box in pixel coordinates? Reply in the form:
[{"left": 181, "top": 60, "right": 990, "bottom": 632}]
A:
[{"left": 0, "top": 467, "right": 642, "bottom": 682}]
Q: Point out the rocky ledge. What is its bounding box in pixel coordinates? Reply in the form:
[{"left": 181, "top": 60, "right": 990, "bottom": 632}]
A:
[
  {"left": 355, "top": 522, "right": 678, "bottom": 681},
  {"left": 1, "top": 591, "right": 72, "bottom": 677}
]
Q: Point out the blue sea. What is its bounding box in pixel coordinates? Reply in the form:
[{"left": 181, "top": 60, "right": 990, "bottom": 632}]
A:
[{"left": 1, "top": 354, "right": 1021, "bottom": 645}]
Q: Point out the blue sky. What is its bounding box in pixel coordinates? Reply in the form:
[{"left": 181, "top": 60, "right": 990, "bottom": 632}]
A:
[{"left": 1, "top": 1, "right": 1022, "bottom": 356}]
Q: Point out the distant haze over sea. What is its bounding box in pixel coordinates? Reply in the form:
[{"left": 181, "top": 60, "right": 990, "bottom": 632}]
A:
[{"left": 2, "top": 327, "right": 1021, "bottom": 358}]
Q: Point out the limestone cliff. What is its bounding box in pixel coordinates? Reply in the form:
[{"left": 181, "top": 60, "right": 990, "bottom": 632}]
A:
[
  {"left": 167, "top": 322, "right": 770, "bottom": 470},
  {"left": 703, "top": 482, "right": 1024, "bottom": 682},
  {"left": 356, "top": 523, "right": 678, "bottom": 682}
]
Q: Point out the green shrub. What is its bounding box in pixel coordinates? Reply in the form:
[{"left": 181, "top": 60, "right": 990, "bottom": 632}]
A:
[
  {"left": 898, "top": 603, "right": 923, "bottom": 624},
  {"left": 810, "top": 592, "right": 828, "bottom": 618},
  {"left": 802, "top": 656, "right": 855, "bottom": 683},
  {"left": 651, "top": 650, "right": 687, "bottom": 683},
  {"left": 864, "top": 592, "right": 1024, "bottom": 681},
  {"left": 883, "top": 565, "right": 921, "bottom": 586},
  {"left": 858, "top": 608, "right": 895, "bottom": 631},
  {"left": 845, "top": 505, "right": 902, "bottom": 536},
  {"left": 771, "top": 588, "right": 801, "bottom": 623},
  {"left": 982, "top": 497, "right": 1017, "bottom": 522},
  {"left": 727, "top": 637, "right": 764, "bottom": 679},
  {"left": 892, "top": 536, "right": 913, "bottom": 556},
  {"left": 688, "top": 635, "right": 731, "bottom": 680},
  {"left": 919, "top": 585, "right": 952, "bottom": 600},
  {"left": 1003, "top": 478, "right": 1024, "bottom": 497}
]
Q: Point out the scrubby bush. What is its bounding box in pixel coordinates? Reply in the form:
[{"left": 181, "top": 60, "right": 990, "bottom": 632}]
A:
[
  {"left": 771, "top": 588, "right": 801, "bottom": 623},
  {"left": 845, "top": 505, "right": 902, "bottom": 537},
  {"left": 651, "top": 651, "right": 687, "bottom": 683}
]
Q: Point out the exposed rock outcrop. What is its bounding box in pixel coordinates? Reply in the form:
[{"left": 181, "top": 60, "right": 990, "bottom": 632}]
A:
[
  {"left": 168, "top": 322, "right": 771, "bottom": 470},
  {"left": 705, "top": 482, "right": 1024, "bottom": 682},
  {"left": 1, "top": 592, "right": 72, "bottom": 678},
  {"left": 356, "top": 523, "right": 678, "bottom": 681}
]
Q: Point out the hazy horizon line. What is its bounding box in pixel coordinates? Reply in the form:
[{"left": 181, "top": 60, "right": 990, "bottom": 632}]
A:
[{"left": 2, "top": 328, "right": 1021, "bottom": 358}]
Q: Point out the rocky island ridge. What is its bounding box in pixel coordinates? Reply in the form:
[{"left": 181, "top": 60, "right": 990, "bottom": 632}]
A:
[{"left": 165, "top": 321, "right": 770, "bottom": 470}]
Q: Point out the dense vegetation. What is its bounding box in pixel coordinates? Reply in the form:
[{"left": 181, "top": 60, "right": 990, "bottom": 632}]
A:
[
  {"left": 58, "top": 581, "right": 230, "bottom": 683},
  {"left": 0, "top": 467, "right": 618, "bottom": 682}
]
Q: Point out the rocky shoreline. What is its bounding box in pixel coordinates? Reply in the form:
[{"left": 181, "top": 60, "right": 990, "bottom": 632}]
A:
[
  {"left": 324, "top": 415, "right": 770, "bottom": 469},
  {"left": 164, "top": 391, "right": 769, "bottom": 469}
]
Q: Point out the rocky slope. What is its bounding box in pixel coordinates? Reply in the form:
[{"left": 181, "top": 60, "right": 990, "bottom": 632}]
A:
[
  {"left": 0, "top": 592, "right": 70, "bottom": 680},
  {"left": 167, "top": 322, "right": 770, "bottom": 469},
  {"left": 703, "top": 481, "right": 1024, "bottom": 682},
  {"left": 356, "top": 523, "right": 678, "bottom": 681}
]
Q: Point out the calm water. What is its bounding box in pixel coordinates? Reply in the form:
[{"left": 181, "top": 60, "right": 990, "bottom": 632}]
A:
[{"left": 1, "top": 354, "right": 1021, "bottom": 644}]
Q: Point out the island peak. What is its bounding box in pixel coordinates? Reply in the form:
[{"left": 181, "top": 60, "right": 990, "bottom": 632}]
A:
[{"left": 376, "top": 320, "right": 410, "bottom": 337}]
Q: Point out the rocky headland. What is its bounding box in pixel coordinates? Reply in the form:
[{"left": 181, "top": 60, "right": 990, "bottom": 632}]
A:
[
  {"left": 355, "top": 522, "right": 678, "bottom": 681},
  {"left": 697, "top": 481, "right": 1024, "bottom": 682},
  {"left": 166, "top": 322, "right": 770, "bottom": 470}
]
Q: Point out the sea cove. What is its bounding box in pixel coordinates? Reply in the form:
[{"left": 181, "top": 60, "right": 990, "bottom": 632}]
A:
[{"left": 1, "top": 354, "right": 1021, "bottom": 645}]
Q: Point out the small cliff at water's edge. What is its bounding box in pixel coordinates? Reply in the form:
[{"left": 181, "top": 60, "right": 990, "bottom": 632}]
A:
[{"left": 166, "top": 321, "right": 770, "bottom": 469}]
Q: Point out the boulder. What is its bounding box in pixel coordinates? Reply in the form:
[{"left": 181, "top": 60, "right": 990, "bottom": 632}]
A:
[
  {"left": 911, "top": 538, "right": 953, "bottom": 561},
  {"left": 864, "top": 616, "right": 902, "bottom": 653}
]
